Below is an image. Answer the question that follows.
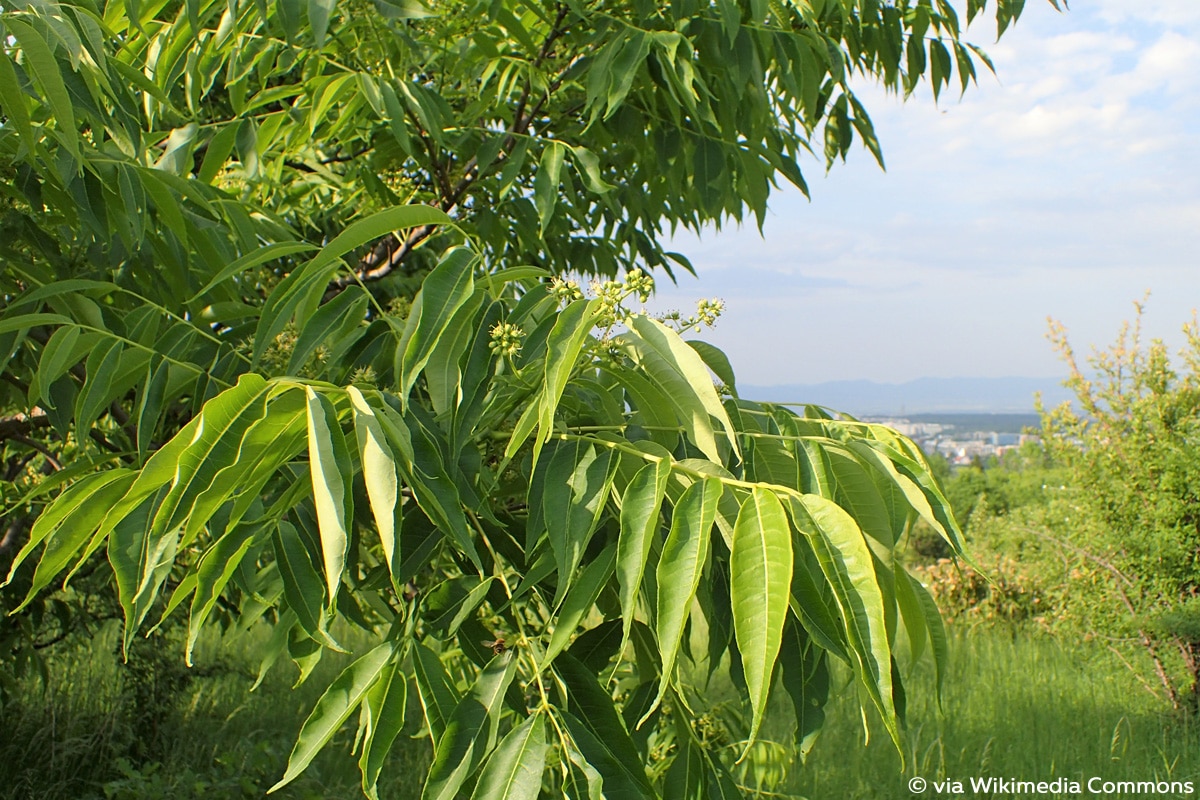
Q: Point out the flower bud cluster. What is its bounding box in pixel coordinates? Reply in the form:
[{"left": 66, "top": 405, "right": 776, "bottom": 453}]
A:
[
  {"left": 656, "top": 297, "right": 726, "bottom": 333},
  {"left": 488, "top": 321, "right": 525, "bottom": 357},
  {"left": 549, "top": 277, "right": 584, "bottom": 305}
]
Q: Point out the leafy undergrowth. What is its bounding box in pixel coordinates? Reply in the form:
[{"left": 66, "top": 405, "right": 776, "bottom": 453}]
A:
[
  {"left": 789, "top": 630, "right": 1200, "bottom": 799},
  {"left": 0, "top": 623, "right": 428, "bottom": 800}
]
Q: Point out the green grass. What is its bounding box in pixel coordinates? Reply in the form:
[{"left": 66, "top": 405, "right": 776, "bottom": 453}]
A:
[
  {"left": 0, "top": 621, "right": 429, "bottom": 800},
  {"left": 3, "top": 622, "right": 1196, "bottom": 799},
  {"left": 787, "top": 630, "right": 1199, "bottom": 799}
]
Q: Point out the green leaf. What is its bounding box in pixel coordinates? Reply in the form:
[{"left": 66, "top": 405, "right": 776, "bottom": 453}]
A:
[
  {"left": 347, "top": 387, "right": 400, "bottom": 584},
  {"left": 652, "top": 477, "right": 722, "bottom": 715},
  {"left": 538, "top": 299, "right": 599, "bottom": 443},
  {"left": 894, "top": 561, "right": 928, "bottom": 664},
  {"left": 469, "top": 712, "right": 548, "bottom": 800},
  {"left": 422, "top": 652, "right": 518, "bottom": 800},
  {"left": 730, "top": 487, "right": 792, "bottom": 748},
  {"left": 413, "top": 642, "right": 462, "bottom": 746},
  {"left": 622, "top": 316, "right": 740, "bottom": 463},
  {"left": 788, "top": 494, "right": 899, "bottom": 749},
  {"left": 534, "top": 141, "right": 565, "bottom": 232},
  {"left": 32, "top": 324, "right": 81, "bottom": 405},
  {"left": 556, "top": 710, "right": 652, "bottom": 796},
  {"left": 186, "top": 524, "right": 267, "bottom": 664},
  {"left": 779, "top": 618, "right": 829, "bottom": 762},
  {"left": 7, "top": 19, "right": 78, "bottom": 159},
  {"left": 72, "top": 338, "right": 122, "bottom": 433},
  {"left": 190, "top": 242, "right": 318, "bottom": 301},
  {"left": 424, "top": 290, "right": 484, "bottom": 416},
  {"left": 149, "top": 374, "right": 272, "bottom": 542},
  {"left": 0, "top": 313, "right": 74, "bottom": 335},
  {"left": 544, "top": 542, "right": 617, "bottom": 669},
  {"left": 908, "top": 570, "right": 949, "bottom": 705},
  {"left": 359, "top": 659, "right": 409, "bottom": 800},
  {"left": 686, "top": 340, "right": 737, "bottom": 395},
  {"left": 616, "top": 458, "right": 670, "bottom": 655},
  {"left": 287, "top": 285, "right": 369, "bottom": 374},
  {"left": 397, "top": 247, "right": 477, "bottom": 400},
  {"left": 309, "top": 0, "right": 337, "bottom": 47},
  {"left": 0, "top": 49, "right": 34, "bottom": 152},
  {"left": 305, "top": 387, "right": 352, "bottom": 605},
  {"left": 555, "top": 654, "right": 654, "bottom": 798},
  {"left": 6, "top": 471, "right": 136, "bottom": 609},
  {"left": 663, "top": 738, "right": 706, "bottom": 800},
  {"left": 108, "top": 490, "right": 178, "bottom": 652},
  {"left": 538, "top": 441, "right": 615, "bottom": 601},
  {"left": 269, "top": 641, "right": 396, "bottom": 792},
  {"left": 273, "top": 521, "right": 333, "bottom": 646}
]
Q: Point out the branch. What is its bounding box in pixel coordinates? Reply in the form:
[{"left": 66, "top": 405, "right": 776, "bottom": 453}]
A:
[
  {"left": 329, "top": 4, "right": 575, "bottom": 292},
  {"left": 11, "top": 436, "right": 61, "bottom": 471},
  {"left": 0, "top": 409, "right": 49, "bottom": 441}
]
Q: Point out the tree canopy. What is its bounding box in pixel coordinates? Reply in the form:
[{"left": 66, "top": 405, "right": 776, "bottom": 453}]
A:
[{"left": 1, "top": 0, "right": 1042, "bottom": 796}]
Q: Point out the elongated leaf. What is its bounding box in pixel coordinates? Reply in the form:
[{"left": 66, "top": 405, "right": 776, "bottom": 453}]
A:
[
  {"left": 469, "top": 713, "right": 548, "bottom": 800},
  {"left": 187, "top": 388, "right": 308, "bottom": 539},
  {"left": 413, "top": 641, "right": 462, "bottom": 745},
  {"left": 313, "top": 205, "right": 452, "bottom": 275},
  {"left": 348, "top": 387, "right": 400, "bottom": 582},
  {"left": 185, "top": 524, "right": 266, "bottom": 664},
  {"left": 7, "top": 19, "right": 78, "bottom": 158},
  {"left": 534, "top": 141, "right": 565, "bottom": 232},
  {"left": 686, "top": 340, "right": 737, "bottom": 395},
  {"left": 359, "top": 659, "right": 409, "bottom": 799},
  {"left": 544, "top": 543, "right": 616, "bottom": 669},
  {"left": 273, "top": 521, "right": 331, "bottom": 645},
  {"left": 894, "top": 561, "right": 928, "bottom": 663},
  {"left": 653, "top": 477, "right": 722, "bottom": 714},
  {"left": 616, "top": 458, "right": 670, "bottom": 653},
  {"left": 789, "top": 495, "right": 898, "bottom": 748},
  {"left": 538, "top": 298, "right": 599, "bottom": 442},
  {"left": 190, "top": 241, "right": 317, "bottom": 300},
  {"left": 149, "top": 374, "right": 272, "bottom": 542},
  {"left": 556, "top": 654, "right": 653, "bottom": 798},
  {"left": 287, "top": 286, "right": 368, "bottom": 374},
  {"left": 422, "top": 652, "right": 518, "bottom": 800},
  {"left": 73, "top": 339, "right": 122, "bottom": 433},
  {"left": 269, "top": 641, "right": 396, "bottom": 792},
  {"left": 0, "top": 48, "right": 34, "bottom": 151},
  {"left": 7, "top": 471, "right": 136, "bottom": 609},
  {"left": 0, "top": 313, "right": 74, "bottom": 334},
  {"left": 397, "top": 247, "right": 476, "bottom": 400},
  {"left": 561, "top": 711, "right": 652, "bottom": 799},
  {"left": 309, "top": 0, "right": 337, "bottom": 47},
  {"left": 663, "top": 738, "right": 705, "bottom": 800},
  {"left": 108, "top": 489, "right": 178, "bottom": 651},
  {"left": 306, "top": 387, "right": 352, "bottom": 604},
  {"left": 779, "top": 619, "right": 829, "bottom": 762},
  {"left": 730, "top": 487, "right": 792, "bottom": 748},
  {"left": 909, "top": 570, "right": 949, "bottom": 705},
  {"left": 622, "top": 316, "right": 739, "bottom": 463},
  {"left": 538, "top": 440, "right": 615, "bottom": 601}
]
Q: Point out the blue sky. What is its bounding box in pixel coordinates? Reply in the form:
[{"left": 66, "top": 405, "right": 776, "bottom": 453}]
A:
[{"left": 647, "top": 0, "right": 1200, "bottom": 386}]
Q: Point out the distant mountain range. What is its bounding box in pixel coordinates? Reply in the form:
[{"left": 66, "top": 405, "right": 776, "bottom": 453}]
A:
[{"left": 737, "top": 376, "right": 1074, "bottom": 416}]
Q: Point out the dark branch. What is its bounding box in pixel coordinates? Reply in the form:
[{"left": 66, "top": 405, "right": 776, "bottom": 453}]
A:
[
  {"left": 0, "top": 410, "right": 49, "bottom": 441},
  {"left": 327, "top": 4, "right": 575, "bottom": 294}
]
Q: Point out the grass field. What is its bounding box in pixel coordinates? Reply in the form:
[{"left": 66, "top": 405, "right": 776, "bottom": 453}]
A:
[
  {"left": 1, "top": 623, "right": 1196, "bottom": 799},
  {"left": 788, "top": 631, "right": 1198, "bottom": 799}
]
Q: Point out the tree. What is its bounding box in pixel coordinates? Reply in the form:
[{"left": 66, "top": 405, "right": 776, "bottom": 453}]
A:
[
  {"left": 2, "top": 0, "right": 1039, "bottom": 794},
  {"left": 1039, "top": 304, "right": 1200, "bottom": 710}
]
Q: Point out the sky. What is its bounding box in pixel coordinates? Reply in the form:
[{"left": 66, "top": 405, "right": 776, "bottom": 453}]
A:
[{"left": 646, "top": 0, "right": 1200, "bottom": 386}]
